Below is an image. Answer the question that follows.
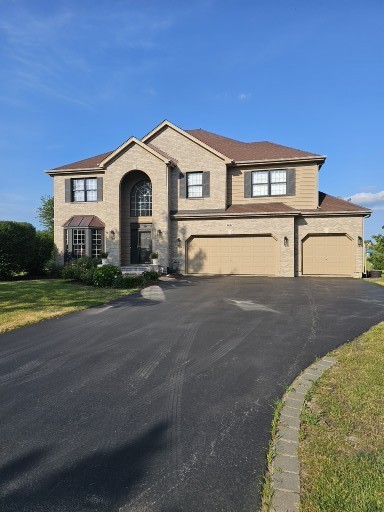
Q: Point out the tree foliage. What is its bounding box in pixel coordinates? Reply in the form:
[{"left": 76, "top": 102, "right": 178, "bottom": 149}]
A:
[
  {"left": 0, "top": 221, "right": 54, "bottom": 279},
  {"left": 36, "top": 195, "right": 54, "bottom": 233},
  {"left": 368, "top": 226, "right": 384, "bottom": 270}
]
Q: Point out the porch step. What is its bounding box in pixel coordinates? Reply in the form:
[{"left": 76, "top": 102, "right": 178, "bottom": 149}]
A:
[{"left": 121, "top": 264, "right": 150, "bottom": 275}]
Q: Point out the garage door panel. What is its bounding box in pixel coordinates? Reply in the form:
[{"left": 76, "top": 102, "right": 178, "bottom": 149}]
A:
[
  {"left": 187, "top": 236, "right": 277, "bottom": 275},
  {"left": 302, "top": 235, "right": 354, "bottom": 276}
]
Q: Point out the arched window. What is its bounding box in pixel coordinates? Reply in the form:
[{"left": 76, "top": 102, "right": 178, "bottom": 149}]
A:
[{"left": 130, "top": 180, "right": 152, "bottom": 216}]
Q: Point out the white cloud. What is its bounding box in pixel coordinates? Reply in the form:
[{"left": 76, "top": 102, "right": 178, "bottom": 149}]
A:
[
  {"left": 346, "top": 191, "right": 384, "bottom": 210},
  {"left": 238, "top": 93, "right": 251, "bottom": 101}
]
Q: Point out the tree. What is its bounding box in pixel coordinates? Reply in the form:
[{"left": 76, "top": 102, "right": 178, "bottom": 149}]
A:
[
  {"left": 0, "top": 221, "right": 55, "bottom": 279},
  {"left": 368, "top": 226, "right": 384, "bottom": 270},
  {"left": 0, "top": 221, "right": 37, "bottom": 279},
  {"left": 36, "top": 195, "right": 54, "bottom": 233}
]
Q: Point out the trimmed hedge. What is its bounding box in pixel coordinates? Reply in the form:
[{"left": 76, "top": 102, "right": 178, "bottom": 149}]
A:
[{"left": 0, "top": 221, "right": 54, "bottom": 280}]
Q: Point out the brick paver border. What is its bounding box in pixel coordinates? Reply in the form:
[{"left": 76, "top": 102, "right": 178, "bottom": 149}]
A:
[{"left": 270, "top": 357, "right": 337, "bottom": 512}]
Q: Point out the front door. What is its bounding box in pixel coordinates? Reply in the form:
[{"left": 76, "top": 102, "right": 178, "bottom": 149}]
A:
[{"left": 131, "top": 229, "right": 152, "bottom": 264}]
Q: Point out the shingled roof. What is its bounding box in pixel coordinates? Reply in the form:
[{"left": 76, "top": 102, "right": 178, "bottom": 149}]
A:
[
  {"left": 309, "top": 192, "right": 371, "bottom": 213},
  {"left": 186, "top": 129, "right": 324, "bottom": 162},
  {"left": 49, "top": 123, "right": 325, "bottom": 171},
  {"left": 53, "top": 151, "right": 113, "bottom": 170}
]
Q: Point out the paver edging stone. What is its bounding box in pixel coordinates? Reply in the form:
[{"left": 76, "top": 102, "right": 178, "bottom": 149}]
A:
[{"left": 269, "top": 356, "right": 337, "bottom": 512}]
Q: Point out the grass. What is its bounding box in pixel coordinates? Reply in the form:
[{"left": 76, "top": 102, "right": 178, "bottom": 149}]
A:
[
  {"left": 0, "top": 279, "right": 135, "bottom": 333},
  {"left": 299, "top": 322, "right": 384, "bottom": 512},
  {"left": 260, "top": 398, "right": 285, "bottom": 511},
  {"left": 371, "top": 277, "right": 384, "bottom": 287}
]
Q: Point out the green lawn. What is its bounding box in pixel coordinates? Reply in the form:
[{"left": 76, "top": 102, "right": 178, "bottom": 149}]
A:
[
  {"left": 0, "top": 279, "right": 135, "bottom": 333},
  {"left": 371, "top": 277, "right": 384, "bottom": 287},
  {"left": 299, "top": 322, "right": 384, "bottom": 512}
]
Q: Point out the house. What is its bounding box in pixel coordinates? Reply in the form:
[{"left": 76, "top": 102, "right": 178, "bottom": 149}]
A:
[{"left": 46, "top": 120, "right": 370, "bottom": 277}]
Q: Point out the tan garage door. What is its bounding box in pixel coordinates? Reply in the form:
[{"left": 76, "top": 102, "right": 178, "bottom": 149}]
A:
[
  {"left": 187, "top": 235, "right": 278, "bottom": 275},
  {"left": 302, "top": 235, "right": 354, "bottom": 276}
]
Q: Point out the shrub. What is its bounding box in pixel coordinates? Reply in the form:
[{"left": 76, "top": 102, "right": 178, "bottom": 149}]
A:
[
  {"left": 30, "top": 231, "right": 54, "bottom": 276},
  {"left": 45, "top": 259, "right": 63, "bottom": 278},
  {"left": 92, "top": 265, "right": 122, "bottom": 287},
  {"left": 79, "top": 268, "right": 96, "bottom": 286},
  {"left": 62, "top": 257, "right": 99, "bottom": 281},
  {"left": 143, "top": 270, "right": 160, "bottom": 281},
  {"left": 0, "top": 221, "right": 38, "bottom": 279},
  {"left": 113, "top": 275, "right": 142, "bottom": 289}
]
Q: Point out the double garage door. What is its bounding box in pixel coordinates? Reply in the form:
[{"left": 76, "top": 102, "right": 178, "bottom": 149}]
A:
[
  {"left": 186, "top": 233, "right": 356, "bottom": 276},
  {"left": 302, "top": 234, "right": 355, "bottom": 276},
  {"left": 187, "top": 235, "right": 278, "bottom": 275}
]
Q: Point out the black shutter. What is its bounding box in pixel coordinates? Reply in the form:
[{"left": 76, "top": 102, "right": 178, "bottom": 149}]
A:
[
  {"left": 244, "top": 171, "right": 252, "bottom": 198},
  {"left": 286, "top": 169, "right": 296, "bottom": 196},
  {"left": 97, "top": 177, "right": 103, "bottom": 201},
  {"left": 179, "top": 172, "right": 186, "bottom": 198},
  {"left": 202, "top": 171, "right": 210, "bottom": 198},
  {"left": 65, "top": 179, "right": 72, "bottom": 202}
]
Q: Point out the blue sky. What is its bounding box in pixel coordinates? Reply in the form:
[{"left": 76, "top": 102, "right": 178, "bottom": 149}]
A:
[{"left": 0, "top": 0, "right": 383, "bottom": 238}]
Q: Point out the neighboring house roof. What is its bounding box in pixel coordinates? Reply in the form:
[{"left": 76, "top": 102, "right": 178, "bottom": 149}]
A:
[
  {"left": 186, "top": 129, "right": 324, "bottom": 163},
  {"left": 308, "top": 192, "right": 371, "bottom": 213},
  {"left": 62, "top": 215, "right": 105, "bottom": 228}
]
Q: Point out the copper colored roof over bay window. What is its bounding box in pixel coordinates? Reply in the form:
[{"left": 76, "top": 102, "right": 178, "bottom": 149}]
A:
[{"left": 63, "top": 216, "right": 105, "bottom": 228}]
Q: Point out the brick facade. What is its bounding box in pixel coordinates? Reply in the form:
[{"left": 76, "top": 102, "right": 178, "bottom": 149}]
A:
[{"left": 49, "top": 121, "right": 368, "bottom": 277}]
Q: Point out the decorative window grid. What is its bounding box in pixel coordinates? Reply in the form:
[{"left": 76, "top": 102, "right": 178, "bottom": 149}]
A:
[{"left": 187, "top": 172, "right": 203, "bottom": 198}]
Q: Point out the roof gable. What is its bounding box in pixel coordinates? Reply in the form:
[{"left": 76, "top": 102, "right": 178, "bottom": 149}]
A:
[
  {"left": 99, "top": 137, "right": 171, "bottom": 167},
  {"left": 141, "top": 120, "right": 232, "bottom": 163}
]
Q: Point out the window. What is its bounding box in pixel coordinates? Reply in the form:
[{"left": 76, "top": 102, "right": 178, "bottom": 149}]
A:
[
  {"left": 72, "top": 178, "right": 97, "bottom": 202},
  {"left": 72, "top": 229, "right": 86, "bottom": 257},
  {"left": 187, "top": 172, "right": 203, "bottom": 198},
  {"left": 252, "top": 170, "right": 287, "bottom": 197},
  {"left": 91, "top": 229, "right": 102, "bottom": 258},
  {"left": 130, "top": 181, "right": 152, "bottom": 217}
]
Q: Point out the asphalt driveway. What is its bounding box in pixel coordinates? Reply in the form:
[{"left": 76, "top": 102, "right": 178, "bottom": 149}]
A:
[{"left": 0, "top": 277, "right": 383, "bottom": 512}]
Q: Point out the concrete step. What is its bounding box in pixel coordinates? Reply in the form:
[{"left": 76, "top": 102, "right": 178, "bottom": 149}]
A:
[{"left": 121, "top": 265, "right": 150, "bottom": 275}]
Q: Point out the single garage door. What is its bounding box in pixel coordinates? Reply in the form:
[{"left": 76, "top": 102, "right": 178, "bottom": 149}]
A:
[
  {"left": 187, "top": 235, "right": 278, "bottom": 275},
  {"left": 302, "top": 234, "right": 354, "bottom": 276}
]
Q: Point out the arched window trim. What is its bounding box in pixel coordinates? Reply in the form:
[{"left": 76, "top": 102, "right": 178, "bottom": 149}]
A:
[{"left": 130, "top": 180, "right": 152, "bottom": 217}]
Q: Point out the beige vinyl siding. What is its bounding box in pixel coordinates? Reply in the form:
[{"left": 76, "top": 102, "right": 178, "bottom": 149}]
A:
[
  {"left": 227, "top": 163, "right": 319, "bottom": 209},
  {"left": 187, "top": 235, "right": 278, "bottom": 275},
  {"left": 302, "top": 235, "right": 354, "bottom": 276}
]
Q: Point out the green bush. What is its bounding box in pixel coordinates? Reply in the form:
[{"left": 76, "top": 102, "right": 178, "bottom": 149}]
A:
[
  {"left": 30, "top": 231, "right": 54, "bottom": 276},
  {"left": 45, "top": 259, "right": 63, "bottom": 278},
  {"left": 92, "top": 265, "right": 122, "bottom": 287},
  {"left": 62, "top": 257, "right": 99, "bottom": 281},
  {"left": 0, "top": 221, "right": 38, "bottom": 279},
  {"left": 113, "top": 274, "right": 145, "bottom": 289},
  {"left": 143, "top": 270, "right": 160, "bottom": 281},
  {"left": 368, "top": 227, "right": 384, "bottom": 270}
]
